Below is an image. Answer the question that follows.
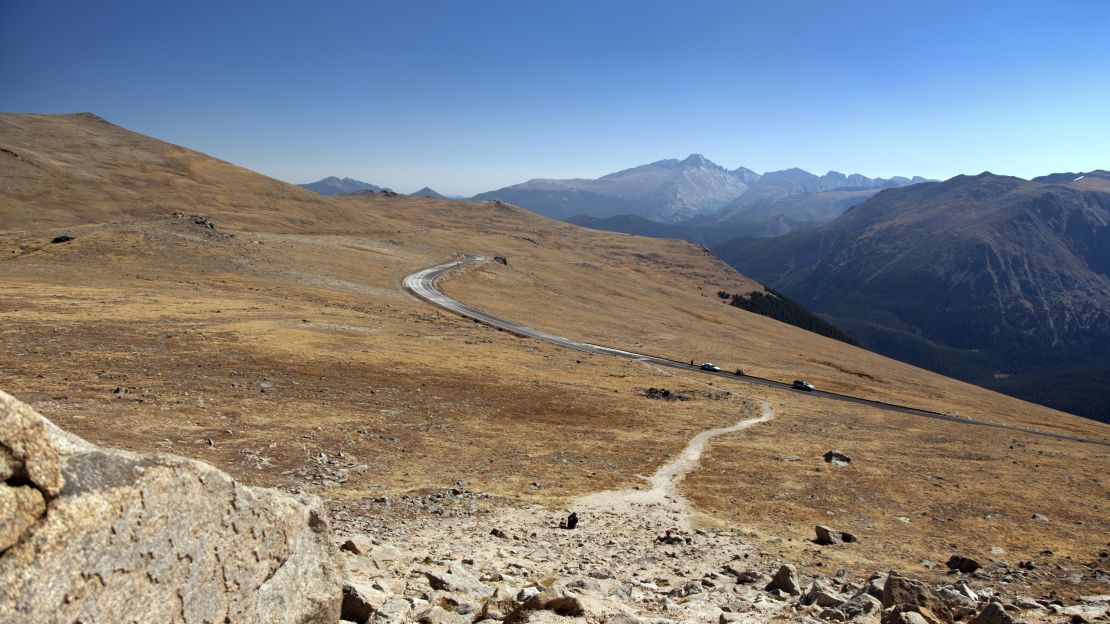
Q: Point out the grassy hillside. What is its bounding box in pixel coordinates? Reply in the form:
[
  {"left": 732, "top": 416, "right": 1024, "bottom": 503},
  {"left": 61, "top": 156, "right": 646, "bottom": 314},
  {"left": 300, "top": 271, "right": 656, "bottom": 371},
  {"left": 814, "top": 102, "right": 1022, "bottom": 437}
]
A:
[{"left": 2, "top": 113, "right": 1107, "bottom": 593}]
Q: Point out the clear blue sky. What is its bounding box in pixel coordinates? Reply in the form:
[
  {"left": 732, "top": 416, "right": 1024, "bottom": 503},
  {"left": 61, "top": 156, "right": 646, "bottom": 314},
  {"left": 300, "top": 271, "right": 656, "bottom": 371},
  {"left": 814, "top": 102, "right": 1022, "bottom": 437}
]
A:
[{"left": 2, "top": 1, "right": 1108, "bottom": 195}]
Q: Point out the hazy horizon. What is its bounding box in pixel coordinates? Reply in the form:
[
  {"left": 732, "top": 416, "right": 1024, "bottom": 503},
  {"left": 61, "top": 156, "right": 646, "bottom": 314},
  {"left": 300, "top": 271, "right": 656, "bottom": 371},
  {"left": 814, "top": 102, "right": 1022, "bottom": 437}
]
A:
[{"left": 3, "top": 0, "right": 1108, "bottom": 196}]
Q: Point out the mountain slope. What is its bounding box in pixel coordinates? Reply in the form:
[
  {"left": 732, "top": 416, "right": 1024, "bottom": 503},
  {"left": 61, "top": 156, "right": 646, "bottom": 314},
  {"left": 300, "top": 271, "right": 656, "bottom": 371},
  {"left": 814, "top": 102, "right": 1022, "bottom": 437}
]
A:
[
  {"left": 473, "top": 154, "right": 751, "bottom": 222},
  {"left": 3, "top": 113, "right": 1108, "bottom": 597},
  {"left": 0, "top": 113, "right": 385, "bottom": 233},
  {"left": 298, "top": 176, "right": 382, "bottom": 195},
  {"left": 717, "top": 171, "right": 1110, "bottom": 422},
  {"left": 565, "top": 214, "right": 706, "bottom": 243},
  {"left": 688, "top": 188, "right": 883, "bottom": 243}
]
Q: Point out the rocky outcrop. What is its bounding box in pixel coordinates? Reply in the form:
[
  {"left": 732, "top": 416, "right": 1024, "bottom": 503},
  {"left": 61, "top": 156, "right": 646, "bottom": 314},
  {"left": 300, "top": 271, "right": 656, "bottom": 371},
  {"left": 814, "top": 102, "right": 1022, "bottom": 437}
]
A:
[{"left": 0, "top": 390, "right": 342, "bottom": 623}]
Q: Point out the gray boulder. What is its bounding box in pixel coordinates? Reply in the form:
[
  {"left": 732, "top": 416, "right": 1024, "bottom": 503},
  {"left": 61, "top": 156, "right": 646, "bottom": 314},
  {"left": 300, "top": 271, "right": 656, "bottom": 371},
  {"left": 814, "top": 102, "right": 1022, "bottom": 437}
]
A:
[
  {"left": 765, "top": 564, "right": 802, "bottom": 596},
  {"left": 425, "top": 562, "right": 494, "bottom": 597},
  {"left": 0, "top": 390, "right": 342, "bottom": 624},
  {"left": 880, "top": 572, "right": 954, "bottom": 624},
  {"left": 802, "top": 580, "right": 847, "bottom": 607},
  {"left": 967, "top": 602, "right": 1015, "bottom": 624}
]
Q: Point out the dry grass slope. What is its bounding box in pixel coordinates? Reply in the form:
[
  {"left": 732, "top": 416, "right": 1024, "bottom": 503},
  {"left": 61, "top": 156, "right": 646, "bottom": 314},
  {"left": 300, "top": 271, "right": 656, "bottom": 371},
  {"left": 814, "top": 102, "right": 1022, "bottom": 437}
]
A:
[{"left": 1, "top": 113, "right": 1106, "bottom": 597}]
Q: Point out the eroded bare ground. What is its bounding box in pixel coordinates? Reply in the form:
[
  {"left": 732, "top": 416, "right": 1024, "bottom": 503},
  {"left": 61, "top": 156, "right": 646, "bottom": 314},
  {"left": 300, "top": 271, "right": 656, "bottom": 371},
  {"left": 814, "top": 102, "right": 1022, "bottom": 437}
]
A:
[{"left": 1, "top": 207, "right": 1108, "bottom": 622}]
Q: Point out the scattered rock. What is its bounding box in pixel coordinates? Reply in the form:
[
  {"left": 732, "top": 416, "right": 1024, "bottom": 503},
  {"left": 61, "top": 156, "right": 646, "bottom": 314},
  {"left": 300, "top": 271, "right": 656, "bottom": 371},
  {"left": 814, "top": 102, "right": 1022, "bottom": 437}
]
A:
[
  {"left": 823, "top": 451, "right": 851, "bottom": 466},
  {"left": 50, "top": 235, "right": 73, "bottom": 244},
  {"left": 815, "top": 525, "right": 857, "bottom": 545},
  {"left": 1032, "top": 513, "right": 1049, "bottom": 523},
  {"left": 723, "top": 564, "right": 761, "bottom": 584},
  {"left": 863, "top": 572, "right": 888, "bottom": 600},
  {"left": 643, "top": 387, "right": 689, "bottom": 401},
  {"left": 342, "top": 579, "right": 390, "bottom": 622},
  {"left": 882, "top": 605, "right": 936, "bottom": 624},
  {"left": 780, "top": 455, "right": 802, "bottom": 462},
  {"left": 1059, "top": 603, "right": 1109, "bottom": 622},
  {"left": 507, "top": 587, "right": 586, "bottom": 622},
  {"left": 765, "top": 564, "right": 802, "bottom": 596},
  {"left": 415, "top": 605, "right": 471, "bottom": 624},
  {"left": 494, "top": 256, "right": 509, "bottom": 265},
  {"left": 841, "top": 593, "right": 883, "bottom": 619},
  {"left": 425, "top": 563, "right": 494, "bottom": 597}
]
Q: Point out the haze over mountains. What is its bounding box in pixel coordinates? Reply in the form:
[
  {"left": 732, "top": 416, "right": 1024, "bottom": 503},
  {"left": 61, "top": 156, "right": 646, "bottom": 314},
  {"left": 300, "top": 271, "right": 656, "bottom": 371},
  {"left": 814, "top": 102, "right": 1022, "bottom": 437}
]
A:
[
  {"left": 473, "top": 155, "right": 926, "bottom": 227},
  {"left": 718, "top": 171, "right": 1110, "bottom": 423},
  {"left": 299, "top": 157, "right": 928, "bottom": 243}
]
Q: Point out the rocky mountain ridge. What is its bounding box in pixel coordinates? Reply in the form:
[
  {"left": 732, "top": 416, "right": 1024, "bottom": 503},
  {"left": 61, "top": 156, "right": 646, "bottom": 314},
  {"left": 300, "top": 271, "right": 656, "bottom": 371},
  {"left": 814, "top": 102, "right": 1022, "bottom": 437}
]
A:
[
  {"left": 474, "top": 155, "right": 925, "bottom": 225},
  {"left": 717, "top": 171, "right": 1110, "bottom": 422}
]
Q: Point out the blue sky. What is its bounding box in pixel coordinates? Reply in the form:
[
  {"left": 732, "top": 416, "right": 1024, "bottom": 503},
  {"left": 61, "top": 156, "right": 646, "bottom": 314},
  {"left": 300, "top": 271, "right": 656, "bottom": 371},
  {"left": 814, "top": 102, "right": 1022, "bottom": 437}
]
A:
[{"left": 2, "top": 1, "right": 1108, "bottom": 195}]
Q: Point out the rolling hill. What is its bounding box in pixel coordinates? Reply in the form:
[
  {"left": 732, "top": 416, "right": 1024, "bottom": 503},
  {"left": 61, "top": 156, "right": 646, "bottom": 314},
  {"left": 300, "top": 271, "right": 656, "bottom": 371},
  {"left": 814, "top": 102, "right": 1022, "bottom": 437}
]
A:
[{"left": 717, "top": 171, "right": 1110, "bottom": 422}]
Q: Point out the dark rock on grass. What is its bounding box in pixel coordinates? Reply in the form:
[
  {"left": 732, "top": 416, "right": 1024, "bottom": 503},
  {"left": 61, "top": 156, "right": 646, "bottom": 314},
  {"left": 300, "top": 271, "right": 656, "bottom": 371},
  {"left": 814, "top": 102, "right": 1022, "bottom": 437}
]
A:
[
  {"left": 815, "top": 525, "right": 858, "bottom": 545},
  {"left": 824, "top": 450, "right": 851, "bottom": 466},
  {"left": 50, "top": 235, "right": 73, "bottom": 244},
  {"left": 644, "top": 387, "right": 689, "bottom": 401},
  {"left": 946, "top": 555, "right": 981, "bottom": 574}
]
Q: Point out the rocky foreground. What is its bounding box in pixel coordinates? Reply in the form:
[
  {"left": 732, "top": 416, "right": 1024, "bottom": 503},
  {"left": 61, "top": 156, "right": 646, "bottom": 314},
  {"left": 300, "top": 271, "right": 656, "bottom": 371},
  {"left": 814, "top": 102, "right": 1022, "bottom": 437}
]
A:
[
  {"left": 326, "top": 491, "right": 1110, "bottom": 624},
  {"left": 2, "top": 390, "right": 1108, "bottom": 623}
]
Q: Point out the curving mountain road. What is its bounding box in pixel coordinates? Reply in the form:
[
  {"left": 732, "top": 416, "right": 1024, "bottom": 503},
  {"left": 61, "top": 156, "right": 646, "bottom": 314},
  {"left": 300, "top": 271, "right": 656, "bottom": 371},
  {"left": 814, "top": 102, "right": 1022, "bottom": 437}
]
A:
[{"left": 404, "top": 255, "right": 1109, "bottom": 447}]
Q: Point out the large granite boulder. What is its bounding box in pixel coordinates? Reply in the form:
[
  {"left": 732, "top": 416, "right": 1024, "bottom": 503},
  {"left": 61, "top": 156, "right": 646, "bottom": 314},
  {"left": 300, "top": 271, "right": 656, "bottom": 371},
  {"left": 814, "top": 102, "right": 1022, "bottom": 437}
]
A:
[{"left": 0, "top": 390, "right": 342, "bottom": 623}]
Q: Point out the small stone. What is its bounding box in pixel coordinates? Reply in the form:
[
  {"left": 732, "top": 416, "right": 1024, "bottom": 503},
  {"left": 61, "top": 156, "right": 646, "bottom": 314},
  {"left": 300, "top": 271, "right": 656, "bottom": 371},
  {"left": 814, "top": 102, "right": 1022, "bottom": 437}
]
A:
[
  {"left": 1032, "top": 513, "right": 1049, "bottom": 523},
  {"left": 823, "top": 451, "right": 851, "bottom": 466},
  {"left": 341, "top": 535, "right": 374, "bottom": 555}
]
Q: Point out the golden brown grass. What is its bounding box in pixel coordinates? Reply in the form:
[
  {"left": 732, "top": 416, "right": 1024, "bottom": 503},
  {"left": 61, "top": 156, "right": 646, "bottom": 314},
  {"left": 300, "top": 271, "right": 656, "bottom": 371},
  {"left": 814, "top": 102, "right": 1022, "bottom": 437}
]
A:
[{"left": 2, "top": 113, "right": 1107, "bottom": 595}]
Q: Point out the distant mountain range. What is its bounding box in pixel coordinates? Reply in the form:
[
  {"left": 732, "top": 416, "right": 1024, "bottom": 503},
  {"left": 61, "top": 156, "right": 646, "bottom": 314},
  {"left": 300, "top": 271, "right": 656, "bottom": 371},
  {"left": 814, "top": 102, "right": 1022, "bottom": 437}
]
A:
[
  {"left": 474, "top": 155, "right": 753, "bottom": 223},
  {"left": 717, "top": 170, "right": 1110, "bottom": 423},
  {"left": 514, "top": 156, "right": 926, "bottom": 243},
  {"left": 298, "top": 159, "right": 926, "bottom": 239},
  {"left": 298, "top": 176, "right": 383, "bottom": 195}
]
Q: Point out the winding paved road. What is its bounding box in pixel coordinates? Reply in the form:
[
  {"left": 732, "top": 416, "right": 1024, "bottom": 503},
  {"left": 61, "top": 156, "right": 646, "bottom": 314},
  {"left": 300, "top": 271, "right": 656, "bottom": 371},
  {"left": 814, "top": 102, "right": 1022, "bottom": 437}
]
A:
[{"left": 404, "top": 255, "right": 1109, "bottom": 447}]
